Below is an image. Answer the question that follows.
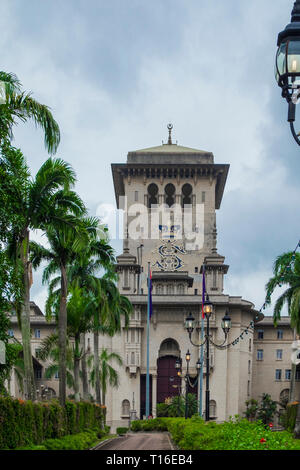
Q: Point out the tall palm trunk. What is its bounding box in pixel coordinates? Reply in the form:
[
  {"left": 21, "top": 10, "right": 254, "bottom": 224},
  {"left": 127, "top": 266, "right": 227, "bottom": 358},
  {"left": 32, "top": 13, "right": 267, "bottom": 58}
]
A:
[
  {"left": 19, "top": 229, "right": 36, "bottom": 401},
  {"left": 294, "top": 330, "right": 300, "bottom": 438},
  {"left": 290, "top": 329, "right": 297, "bottom": 403},
  {"left": 93, "top": 330, "right": 101, "bottom": 404},
  {"left": 58, "top": 263, "right": 68, "bottom": 406},
  {"left": 80, "top": 334, "right": 89, "bottom": 400},
  {"left": 74, "top": 333, "right": 81, "bottom": 402}
]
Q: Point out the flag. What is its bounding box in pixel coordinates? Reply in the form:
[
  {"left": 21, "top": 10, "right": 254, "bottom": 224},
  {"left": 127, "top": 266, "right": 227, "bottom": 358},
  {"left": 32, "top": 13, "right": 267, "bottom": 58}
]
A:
[
  {"left": 148, "top": 268, "right": 153, "bottom": 319},
  {"left": 202, "top": 265, "right": 206, "bottom": 319}
]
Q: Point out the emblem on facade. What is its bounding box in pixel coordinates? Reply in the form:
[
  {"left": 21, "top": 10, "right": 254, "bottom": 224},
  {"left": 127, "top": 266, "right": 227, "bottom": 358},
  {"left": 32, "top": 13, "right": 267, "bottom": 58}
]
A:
[
  {"left": 159, "top": 224, "right": 181, "bottom": 239},
  {"left": 152, "top": 239, "right": 186, "bottom": 271}
]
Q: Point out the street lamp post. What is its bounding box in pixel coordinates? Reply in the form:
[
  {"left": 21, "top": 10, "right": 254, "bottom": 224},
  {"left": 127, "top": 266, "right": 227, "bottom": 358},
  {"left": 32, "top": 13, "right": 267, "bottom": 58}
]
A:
[
  {"left": 185, "top": 350, "right": 191, "bottom": 420},
  {"left": 185, "top": 296, "right": 231, "bottom": 421},
  {"left": 175, "top": 357, "right": 182, "bottom": 396},
  {"left": 275, "top": 0, "right": 300, "bottom": 146}
]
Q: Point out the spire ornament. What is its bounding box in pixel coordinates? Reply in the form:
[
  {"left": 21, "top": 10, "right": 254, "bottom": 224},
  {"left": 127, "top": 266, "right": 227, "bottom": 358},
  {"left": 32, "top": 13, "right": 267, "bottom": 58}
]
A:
[{"left": 167, "top": 123, "right": 173, "bottom": 145}]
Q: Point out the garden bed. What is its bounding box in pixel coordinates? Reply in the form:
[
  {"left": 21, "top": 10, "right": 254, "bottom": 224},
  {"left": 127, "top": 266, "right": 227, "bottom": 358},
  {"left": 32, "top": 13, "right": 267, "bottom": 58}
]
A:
[{"left": 131, "top": 416, "right": 300, "bottom": 450}]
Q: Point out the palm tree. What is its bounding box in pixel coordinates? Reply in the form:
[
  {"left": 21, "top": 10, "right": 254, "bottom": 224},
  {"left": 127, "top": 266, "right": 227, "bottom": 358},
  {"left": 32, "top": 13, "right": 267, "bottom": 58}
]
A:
[
  {"left": 66, "top": 285, "right": 93, "bottom": 401},
  {"left": 38, "top": 334, "right": 75, "bottom": 393},
  {"left": 43, "top": 238, "right": 116, "bottom": 402},
  {"left": 90, "top": 277, "right": 132, "bottom": 404},
  {"left": 89, "top": 348, "right": 122, "bottom": 406},
  {"left": 265, "top": 251, "right": 300, "bottom": 438},
  {"left": 6, "top": 151, "right": 84, "bottom": 401},
  {"left": 30, "top": 217, "right": 98, "bottom": 406},
  {"left": 0, "top": 71, "right": 60, "bottom": 154}
]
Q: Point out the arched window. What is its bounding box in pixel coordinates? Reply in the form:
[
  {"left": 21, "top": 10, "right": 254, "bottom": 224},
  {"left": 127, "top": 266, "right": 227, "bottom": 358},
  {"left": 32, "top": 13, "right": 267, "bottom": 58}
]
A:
[
  {"left": 165, "top": 183, "right": 176, "bottom": 208},
  {"left": 122, "top": 399, "right": 130, "bottom": 416},
  {"left": 159, "top": 338, "right": 180, "bottom": 357},
  {"left": 148, "top": 183, "right": 158, "bottom": 208},
  {"left": 209, "top": 400, "right": 217, "bottom": 418},
  {"left": 182, "top": 184, "right": 193, "bottom": 207}
]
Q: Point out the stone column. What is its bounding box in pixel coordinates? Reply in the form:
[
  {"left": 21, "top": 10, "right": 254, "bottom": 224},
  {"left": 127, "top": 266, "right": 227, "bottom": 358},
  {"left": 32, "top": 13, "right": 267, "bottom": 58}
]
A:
[{"left": 152, "top": 374, "right": 157, "bottom": 417}]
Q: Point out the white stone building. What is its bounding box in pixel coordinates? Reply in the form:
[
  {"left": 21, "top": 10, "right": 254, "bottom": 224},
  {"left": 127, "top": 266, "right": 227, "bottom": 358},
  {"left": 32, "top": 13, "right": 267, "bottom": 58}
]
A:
[
  {"left": 7, "top": 129, "right": 300, "bottom": 432},
  {"left": 98, "top": 130, "right": 262, "bottom": 430}
]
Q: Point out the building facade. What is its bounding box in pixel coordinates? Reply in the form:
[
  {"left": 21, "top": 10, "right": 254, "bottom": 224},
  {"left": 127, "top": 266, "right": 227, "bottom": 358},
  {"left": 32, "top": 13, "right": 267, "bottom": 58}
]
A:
[
  {"left": 97, "top": 130, "right": 280, "bottom": 430},
  {"left": 7, "top": 130, "right": 300, "bottom": 432}
]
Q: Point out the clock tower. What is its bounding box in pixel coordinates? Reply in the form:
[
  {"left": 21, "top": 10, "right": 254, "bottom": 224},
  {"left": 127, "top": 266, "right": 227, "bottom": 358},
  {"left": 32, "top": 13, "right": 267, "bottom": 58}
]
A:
[{"left": 105, "top": 126, "right": 259, "bottom": 430}]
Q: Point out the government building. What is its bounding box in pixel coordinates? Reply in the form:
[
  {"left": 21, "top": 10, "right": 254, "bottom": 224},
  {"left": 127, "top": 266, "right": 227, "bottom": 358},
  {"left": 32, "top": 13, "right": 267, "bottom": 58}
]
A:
[{"left": 6, "top": 128, "right": 300, "bottom": 431}]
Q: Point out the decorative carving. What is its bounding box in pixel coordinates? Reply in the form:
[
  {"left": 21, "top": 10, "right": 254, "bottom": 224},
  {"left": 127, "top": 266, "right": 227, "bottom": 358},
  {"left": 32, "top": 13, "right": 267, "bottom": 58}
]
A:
[{"left": 152, "top": 239, "right": 186, "bottom": 272}]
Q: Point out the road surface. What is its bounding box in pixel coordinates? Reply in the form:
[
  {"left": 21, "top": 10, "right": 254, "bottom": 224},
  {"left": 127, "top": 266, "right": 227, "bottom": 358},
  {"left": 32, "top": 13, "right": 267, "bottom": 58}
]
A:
[{"left": 96, "top": 432, "right": 174, "bottom": 450}]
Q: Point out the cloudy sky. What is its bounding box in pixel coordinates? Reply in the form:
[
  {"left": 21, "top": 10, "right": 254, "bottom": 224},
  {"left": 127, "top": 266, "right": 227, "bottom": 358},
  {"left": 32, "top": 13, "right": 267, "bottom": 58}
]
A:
[{"left": 2, "top": 0, "right": 300, "bottom": 316}]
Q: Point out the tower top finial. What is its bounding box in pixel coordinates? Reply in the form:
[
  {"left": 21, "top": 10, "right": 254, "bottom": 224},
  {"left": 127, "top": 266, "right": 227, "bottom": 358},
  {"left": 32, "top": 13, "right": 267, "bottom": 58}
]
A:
[{"left": 167, "top": 123, "right": 173, "bottom": 145}]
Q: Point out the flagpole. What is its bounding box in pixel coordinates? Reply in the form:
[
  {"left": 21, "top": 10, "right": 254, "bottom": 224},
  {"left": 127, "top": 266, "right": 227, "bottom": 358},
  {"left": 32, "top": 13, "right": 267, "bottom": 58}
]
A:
[
  {"left": 146, "top": 262, "right": 150, "bottom": 419},
  {"left": 199, "top": 312, "right": 204, "bottom": 416}
]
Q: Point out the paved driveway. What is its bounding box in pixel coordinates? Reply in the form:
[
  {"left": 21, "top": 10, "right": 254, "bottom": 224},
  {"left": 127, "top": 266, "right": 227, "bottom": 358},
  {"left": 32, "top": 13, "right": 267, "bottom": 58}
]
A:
[{"left": 96, "top": 432, "right": 174, "bottom": 450}]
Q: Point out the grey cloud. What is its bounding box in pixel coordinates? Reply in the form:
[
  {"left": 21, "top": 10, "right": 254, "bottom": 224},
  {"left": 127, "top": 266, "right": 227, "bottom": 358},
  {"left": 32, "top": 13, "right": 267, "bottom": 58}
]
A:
[{"left": 1, "top": 0, "right": 298, "bottom": 317}]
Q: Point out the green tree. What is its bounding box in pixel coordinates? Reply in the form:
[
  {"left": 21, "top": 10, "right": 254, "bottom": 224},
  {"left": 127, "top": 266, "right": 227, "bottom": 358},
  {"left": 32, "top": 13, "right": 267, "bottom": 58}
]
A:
[
  {"left": 30, "top": 217, "right": 98, "bottom": 406},
  {"left": 4, "top": 147, "right": 82, "bottom": 401},
  {"left": 0, "top": 71, "right": 60, "bottom": 154},
  {"left": 89, "top": 348, "right": 122, "bottom": 406},
  {"left": 33, "top": 231, "right": 115, "bottom": 402},
  {"left": 90, "top": 277, "right": 132, "bottom": 404},
  {"left": 257, "top": 393, "right": 277, "bottom": 426},
  {"left": 244, "top": 398, "right": 259, "bottom": 421},
  {"left": 38, "top": 334, "right": 75, "bottom": 392},
  {"left": 265, "top": 251, "right": 300, "bottom": 437},
  {"left": 66, "top": 285, "right": 94, "bottom": 402}
]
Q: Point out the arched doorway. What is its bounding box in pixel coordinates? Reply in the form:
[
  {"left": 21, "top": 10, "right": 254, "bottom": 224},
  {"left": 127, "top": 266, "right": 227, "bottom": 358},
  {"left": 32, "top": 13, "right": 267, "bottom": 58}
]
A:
[{"left": 157, "top": 339, "right": 181, "bottom": 404}]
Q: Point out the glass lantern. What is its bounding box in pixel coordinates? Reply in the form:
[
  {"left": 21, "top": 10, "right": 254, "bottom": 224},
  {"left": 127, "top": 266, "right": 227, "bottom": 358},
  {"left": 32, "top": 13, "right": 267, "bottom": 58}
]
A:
[
  {"left": 276, "top": 2, "right": 300, "bottom": 97},
  {"left": 275, "top": 39, "right": 300, "bottom": 92},
  {"left": 185, "top": 313, "right": 195, "bottom": 334},
  {"left": 186, "top": 350, "right": 191, "bottom": 363},
  {"left": 221, "top": 311, "right": 232, "bottom": 335},
  {"left": 203, "top": 294, "right": 213, "bottom": 318}
]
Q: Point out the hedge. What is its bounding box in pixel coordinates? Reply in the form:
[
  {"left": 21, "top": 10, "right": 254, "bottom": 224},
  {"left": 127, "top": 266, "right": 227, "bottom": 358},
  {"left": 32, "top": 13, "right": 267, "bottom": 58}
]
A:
[
  {"left": 16, "top": 430, "right": 101, "bottom": 450},
  {"left": 0, "top": 397, "right": 105, "bottom": 449},
  {"left": 131, "top": 416, "right": 300, "bottom": 450}
]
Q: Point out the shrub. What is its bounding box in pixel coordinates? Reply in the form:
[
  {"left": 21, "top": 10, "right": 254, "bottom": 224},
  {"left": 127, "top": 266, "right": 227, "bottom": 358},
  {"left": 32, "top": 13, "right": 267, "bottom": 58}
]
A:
[
  {"left": 156, "top": 394, "right": 198, "bottom": 418},
  {"left": 116, "top": 427, "right": 128, "bottom": 435},
  {"left": 0, "top": 397, "right": 104, "bottom": 449},
  {"left": 17, "top": 430, "right": 98, "bottom": 450},
  {"left": 156, "top": 403, "right": 169, "bottom": 417},
  {"left": 130, "top": 416, "right": 300, "bottom": 450},
  {"left": 256, "top": 394, "right": 277, "bottom": 425}
]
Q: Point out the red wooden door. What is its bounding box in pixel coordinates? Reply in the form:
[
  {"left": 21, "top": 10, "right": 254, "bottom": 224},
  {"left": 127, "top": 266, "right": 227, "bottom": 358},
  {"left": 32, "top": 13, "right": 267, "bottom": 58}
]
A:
[{"left": 157, "top": 356, "right": 181, "bottom": 403}]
